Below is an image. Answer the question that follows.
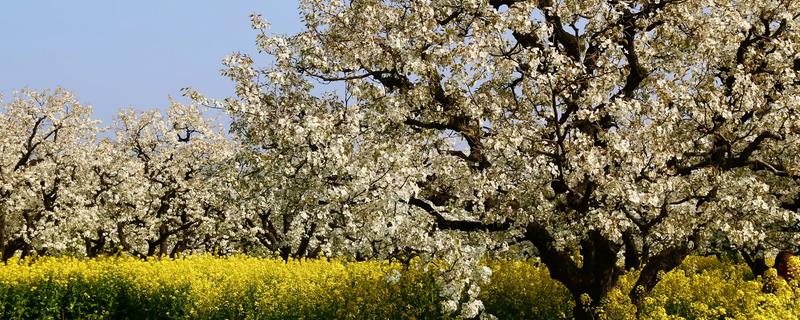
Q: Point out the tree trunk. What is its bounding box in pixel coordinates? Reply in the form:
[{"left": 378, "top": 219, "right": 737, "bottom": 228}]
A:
[
  {"left": 629, "top": 242, "right": 693, "bottom": 315},
  {"left": 1, "top": 237, "right": 24, "bottom": 262},
  {"left": 116, "top": 223, "right": 131, "bottom": 253},
  {"left": 525, "top": 225, "right": 622, "bottom": 320},
  {"left": 279, "top": 245, "right": 291, "bottom": 262},
  {"left": 775, "top": 251, "right": 796, "bottom": 280},
  {"left": 147, "top": 224, "right": 170, "bottom": 257},
  {"left": 84, "top": 229, "right": 107, "bottom": 257},
  {"left": 742, "top": 254, "right": 769, "bottom": 278},
  {"left": 159, "top": 232, "right": 169, "bottom": 256},
  {"left": 170, "top": 240, "right": 188, "bottom": 258}
]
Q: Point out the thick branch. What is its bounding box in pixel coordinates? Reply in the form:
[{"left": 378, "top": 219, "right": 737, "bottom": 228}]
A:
[
  {"left": 14, "top": 117, "right": 46, "bottom": 171},
  {"left": 408, "top": 198, "right": 511, "bottom": 232},
  {"left": 630, "top": 239, "right": 694, "bottom": 308},
  {"left": 524, "top": 222, "right": 583, "bottom": 292}
]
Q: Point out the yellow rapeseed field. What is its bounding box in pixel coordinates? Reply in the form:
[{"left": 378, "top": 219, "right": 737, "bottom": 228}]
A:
[{"left": 0, "top": 255, "right": 797, "bottom": 319}]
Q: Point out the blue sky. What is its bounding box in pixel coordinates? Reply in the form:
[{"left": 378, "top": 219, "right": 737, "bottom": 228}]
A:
[{"left": 0, "top": 1, "right": 302, "bottom": 124}]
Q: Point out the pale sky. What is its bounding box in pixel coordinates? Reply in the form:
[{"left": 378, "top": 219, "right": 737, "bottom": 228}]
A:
[{"left": 0, "top": 1, "right": 302, "bottom": 124}]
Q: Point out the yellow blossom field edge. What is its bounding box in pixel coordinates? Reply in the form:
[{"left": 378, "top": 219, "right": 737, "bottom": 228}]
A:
[{"left": 0, "top": 255, "right": 798, "bottom": 319}]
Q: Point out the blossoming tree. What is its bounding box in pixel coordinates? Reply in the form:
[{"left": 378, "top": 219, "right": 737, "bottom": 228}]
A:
[
  {"left": 103, "top": 103, "right": 236, "bottom": 257},
  {"left": 0, "top": 89, "right": 99, "bottom": 260},
  {"left": 0, "top": 91, "right": 241, "bottom": 259},
  {"left": 190, "top": 0, "right": 800, "bottom": 317}
]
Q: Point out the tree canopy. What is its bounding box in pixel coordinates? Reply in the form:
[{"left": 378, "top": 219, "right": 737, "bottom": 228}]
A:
[{"left": 191, "top": 0, "right": 800, "bottom": 317}]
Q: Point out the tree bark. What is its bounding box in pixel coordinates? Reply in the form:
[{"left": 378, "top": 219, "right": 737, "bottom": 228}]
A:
[
  {"left": 742, "top": 251, "right": 769, "bottom": 278},
  {"left": 629, "top": 242, "right": 693, "bottom": 314},
  {"left": 525, "top": 224, "right": 623, "bottom": 320},
  {"left": 2, "top": 237, "right": 25, "bottom": 262}
]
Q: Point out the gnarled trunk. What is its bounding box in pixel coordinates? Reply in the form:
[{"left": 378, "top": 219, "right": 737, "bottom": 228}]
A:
[
  {"left": 526, "top": 225, "right": 624, "bottom": 320},
  {"left": 629, "top": 244, "right": 692, "bottom": 312},
  {"left": 2, "top": 237, "right": 26, "bottom": 262},
  {"left": 741, "top": 250, "right": 769, "bottom": 278}
]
